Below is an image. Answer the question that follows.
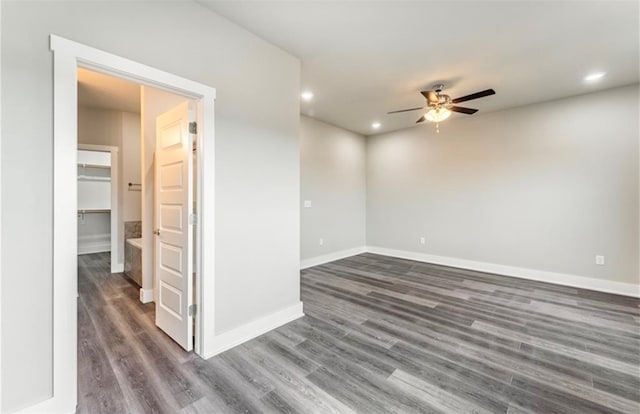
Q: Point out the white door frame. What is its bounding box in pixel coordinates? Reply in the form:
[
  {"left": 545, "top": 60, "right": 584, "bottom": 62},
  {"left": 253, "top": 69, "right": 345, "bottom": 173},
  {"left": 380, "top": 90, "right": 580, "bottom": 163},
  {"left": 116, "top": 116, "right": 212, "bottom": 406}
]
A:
[
  {"left": 30, "top": 35, "right": 216, "bottom": 414},
  {"left": 77, "top": 144, "right": 119, "bottom": 272}
]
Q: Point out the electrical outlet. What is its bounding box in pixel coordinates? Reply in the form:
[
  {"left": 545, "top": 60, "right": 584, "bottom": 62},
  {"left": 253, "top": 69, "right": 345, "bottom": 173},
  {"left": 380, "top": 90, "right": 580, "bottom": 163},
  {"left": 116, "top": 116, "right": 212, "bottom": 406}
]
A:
[
  {"left": 595, "top": 255, "right": 605, "bottom": 265},
  {"left": 420, "top": 237, "right": 426, "bottom": 245},
  {"left": 303, "top": 200, "right": 312, "bottom": 208},
  {"left": 319, "top": 238, "right": 324, "bottom": 246}
]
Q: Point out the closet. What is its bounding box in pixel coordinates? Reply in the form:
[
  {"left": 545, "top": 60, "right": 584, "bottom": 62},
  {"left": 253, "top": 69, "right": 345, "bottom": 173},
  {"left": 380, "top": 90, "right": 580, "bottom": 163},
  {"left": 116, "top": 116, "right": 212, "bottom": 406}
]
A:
[
  {"left": 77, "top": 148, "right": 114, "bottom": 257},
  {"left": 78, "top": 149, "right": 111, "bottom": 211}
]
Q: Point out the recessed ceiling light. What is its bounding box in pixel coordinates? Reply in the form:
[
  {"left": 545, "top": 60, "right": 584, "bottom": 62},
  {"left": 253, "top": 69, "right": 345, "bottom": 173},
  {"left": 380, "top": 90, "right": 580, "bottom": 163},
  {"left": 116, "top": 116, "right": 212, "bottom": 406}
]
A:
[
  {"left": 301, "top": 91, "right": 314, "bottom": 101},
  {"left": 372, "top": 122, "right": 381, "bottom": 129},
  {"left": 584, "top": 72, "right": 606, "bottom": 82}
]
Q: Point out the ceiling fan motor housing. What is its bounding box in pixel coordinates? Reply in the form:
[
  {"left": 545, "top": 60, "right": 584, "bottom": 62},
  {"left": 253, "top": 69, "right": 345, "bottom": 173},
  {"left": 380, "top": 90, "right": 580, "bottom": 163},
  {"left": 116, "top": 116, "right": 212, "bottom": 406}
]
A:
[{"left": 431, "top": 84, "right": 451, "bottom": 106}]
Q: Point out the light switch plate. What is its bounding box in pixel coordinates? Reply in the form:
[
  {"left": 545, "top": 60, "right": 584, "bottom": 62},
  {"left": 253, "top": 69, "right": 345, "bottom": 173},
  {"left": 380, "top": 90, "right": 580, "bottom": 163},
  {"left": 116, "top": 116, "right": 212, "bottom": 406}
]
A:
[
  {"left": 595, "top": 255, "right": 605, "bottom": 265},
  {"left": 304, "top": 200, "right": 312, "bottom": 208}
]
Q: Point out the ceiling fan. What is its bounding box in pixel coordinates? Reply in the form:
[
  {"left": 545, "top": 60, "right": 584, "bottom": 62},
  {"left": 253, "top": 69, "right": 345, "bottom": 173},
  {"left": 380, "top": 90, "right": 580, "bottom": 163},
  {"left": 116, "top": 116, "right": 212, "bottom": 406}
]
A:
[{"left": 388, "top": 84, "right": 495, "bottom": 130}]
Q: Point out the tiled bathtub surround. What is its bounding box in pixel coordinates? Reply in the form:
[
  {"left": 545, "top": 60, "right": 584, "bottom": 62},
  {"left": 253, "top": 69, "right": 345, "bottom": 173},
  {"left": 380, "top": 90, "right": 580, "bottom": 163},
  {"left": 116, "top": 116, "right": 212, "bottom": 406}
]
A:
[
  {"left": 124, "top": 239, "right": 142, "bottom": 287},
  {"left": 125, "top": 220, "right": 142, "bottom": 240},
  {"left": 124, "top": 221, "right": 143, "bottom": 287}
]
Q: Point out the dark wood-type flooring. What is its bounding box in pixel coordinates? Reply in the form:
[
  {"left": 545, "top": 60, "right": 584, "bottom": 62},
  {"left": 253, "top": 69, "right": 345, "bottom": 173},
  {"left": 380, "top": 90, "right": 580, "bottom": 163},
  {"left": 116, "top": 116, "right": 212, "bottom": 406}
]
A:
[{"left": 78, "top": 252, "right": 640, "bottom": 413}]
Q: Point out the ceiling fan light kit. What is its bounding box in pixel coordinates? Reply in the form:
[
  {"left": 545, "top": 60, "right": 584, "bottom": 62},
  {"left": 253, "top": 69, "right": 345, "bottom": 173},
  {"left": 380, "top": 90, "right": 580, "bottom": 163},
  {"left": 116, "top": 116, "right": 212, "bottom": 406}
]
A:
[
  {"left": 425, "top": 106, "right": 451, "bottom": 133},
  {"left": 388, "top": 84, "right": 495, "bottom": 133},
  {"left": 425, "top": 107, "right": 451, "bottom": 122}
]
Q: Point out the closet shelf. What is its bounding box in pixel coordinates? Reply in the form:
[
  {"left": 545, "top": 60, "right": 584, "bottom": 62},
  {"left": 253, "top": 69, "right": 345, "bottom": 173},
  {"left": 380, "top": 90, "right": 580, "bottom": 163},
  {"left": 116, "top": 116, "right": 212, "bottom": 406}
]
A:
[
  {"left": 77, "top": 149, "right": 112, "bottom": 212},
  {"left": 78, "top": 175, "right": 111, "bottom": 182}
]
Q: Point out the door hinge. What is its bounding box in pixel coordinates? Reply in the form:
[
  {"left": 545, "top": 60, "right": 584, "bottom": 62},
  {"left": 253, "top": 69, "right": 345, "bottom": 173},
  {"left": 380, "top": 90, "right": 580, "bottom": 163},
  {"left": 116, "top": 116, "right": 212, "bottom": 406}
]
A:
[
  {"left": 189, "top": 121, "right": 197, "bottom": 134},
  {"left": 189, "top": 213, "right": 197, "bottom": 225},
  {"left": 188, "top": 304, "right": 197, "bottom": 317}
]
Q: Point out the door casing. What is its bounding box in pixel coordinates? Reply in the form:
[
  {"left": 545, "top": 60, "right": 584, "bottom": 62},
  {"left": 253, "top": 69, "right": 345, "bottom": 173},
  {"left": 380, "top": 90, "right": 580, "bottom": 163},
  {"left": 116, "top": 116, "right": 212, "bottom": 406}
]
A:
[{"left": 39, "top": 35, "right": 216, "bottom": 414}]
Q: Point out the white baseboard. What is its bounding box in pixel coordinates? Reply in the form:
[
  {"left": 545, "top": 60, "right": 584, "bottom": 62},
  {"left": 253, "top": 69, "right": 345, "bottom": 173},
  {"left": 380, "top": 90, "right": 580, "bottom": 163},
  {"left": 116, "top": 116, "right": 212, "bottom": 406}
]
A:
[
  {"left": 367, "top": 246, "right": 640, "bottom": 298},
  {"left": 77, "top": 239, "right": 123, "bottom": 273},
  {"left": 77, "top": 243, "right": 110, "bottom": 255},
  {"left": 301, "top": 246, "right": 367, "bottom": 269},
  {"left": 203, "top": 302, "right": 304, "bottom": 359},
  {"left": 78, "top": 233, "right": 110, "bottom": 255},
  {"left": 139, "top": 288, "right": 154, "bottom": 304},
  {"left": 13, "top": 396, "right": 75, "bottom": 414},
  {"left": 111, "top": 262, "right": 124, "bottom": 274}
]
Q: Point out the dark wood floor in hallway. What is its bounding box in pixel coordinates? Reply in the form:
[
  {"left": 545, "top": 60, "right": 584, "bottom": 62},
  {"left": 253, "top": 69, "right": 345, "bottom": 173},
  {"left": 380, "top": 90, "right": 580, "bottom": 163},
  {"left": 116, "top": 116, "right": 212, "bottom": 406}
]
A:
[{"left": 78, "top": 252, "right": 640, "bottom": 414}]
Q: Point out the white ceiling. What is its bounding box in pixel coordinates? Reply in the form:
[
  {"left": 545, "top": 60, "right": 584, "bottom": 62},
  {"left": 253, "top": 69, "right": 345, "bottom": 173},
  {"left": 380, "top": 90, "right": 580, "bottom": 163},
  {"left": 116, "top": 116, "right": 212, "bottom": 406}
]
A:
[
  {"left": 199, "top": 1, "right": 639, "bottom": 135},
  {"left": 78, "top": 68, "right": 141, "bottom": 113}
]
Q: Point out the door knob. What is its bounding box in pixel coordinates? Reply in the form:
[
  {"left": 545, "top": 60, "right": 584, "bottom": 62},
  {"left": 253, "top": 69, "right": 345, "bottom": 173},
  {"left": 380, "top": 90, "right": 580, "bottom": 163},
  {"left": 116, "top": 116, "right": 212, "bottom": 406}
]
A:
[{"left": 153, "top": 229, "right": 160, "bottom": 236}]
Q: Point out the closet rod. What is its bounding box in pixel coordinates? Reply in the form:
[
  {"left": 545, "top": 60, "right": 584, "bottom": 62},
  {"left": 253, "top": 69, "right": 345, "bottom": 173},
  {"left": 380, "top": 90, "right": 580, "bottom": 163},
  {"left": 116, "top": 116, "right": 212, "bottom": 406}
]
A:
[
  {"left": 77, "top": 209, "right": 110, "bottom": 214},
  {"left": 78, "top": 163, "right": 110, "bottom": 169}
]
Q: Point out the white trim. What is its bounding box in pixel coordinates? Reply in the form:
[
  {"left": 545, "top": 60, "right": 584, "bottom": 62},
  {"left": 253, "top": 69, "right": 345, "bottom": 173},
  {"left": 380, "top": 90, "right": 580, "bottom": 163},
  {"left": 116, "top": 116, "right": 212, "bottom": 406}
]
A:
[
  {"left": 0, "top": 1, "right": 3, "bottom": 409},
  {"left": 77, "top": 144, "right": 117, "bottom": 164},
  {"left": 194, "top": 97, "right": 215, "bottom": 356},
  {"left": 366, "top": 246, "right": 640, "bottom": 298},
  {"left": 203, "top": 302, "right": 304, "bottom": 359},
  {"left": 301, "top": 246, "right": 367, "bottom": 269},
  {"left": 78, "top": 243, "right": 111, "bottom": 255},
  {"left": 76, "top": 143, "right": 118, "bottom": 153},
  {"left": 299, "top": 246, "right": 639, "bottom": 298},
  {"left": 108, "top": 148, "right": 119, "bottom": 273},
  {"left": 12, "top": 399, "right": 75, "bottom": 414},
  {"left": 42, "top": 34, "right": 216, "bottom": 414},
  {"left": 139, "top": 288, "right": 154, "bottom": 304}
]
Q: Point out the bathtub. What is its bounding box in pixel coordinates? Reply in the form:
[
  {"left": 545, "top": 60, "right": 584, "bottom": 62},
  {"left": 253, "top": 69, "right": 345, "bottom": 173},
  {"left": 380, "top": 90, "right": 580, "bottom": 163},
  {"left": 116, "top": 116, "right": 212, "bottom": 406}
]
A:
[
  {"left": 127, "top": 237, "right": 143, "bottom": 250},
  {"left": 125, "top": 237, "right": 143, "bottom": 286}
]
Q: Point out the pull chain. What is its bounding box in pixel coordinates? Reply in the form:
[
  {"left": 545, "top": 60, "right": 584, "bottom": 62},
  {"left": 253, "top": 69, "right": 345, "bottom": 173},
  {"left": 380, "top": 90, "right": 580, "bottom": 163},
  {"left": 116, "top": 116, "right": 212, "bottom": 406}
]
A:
[{"left": 436, "top": 122, "right": 440, "bottom": 134}]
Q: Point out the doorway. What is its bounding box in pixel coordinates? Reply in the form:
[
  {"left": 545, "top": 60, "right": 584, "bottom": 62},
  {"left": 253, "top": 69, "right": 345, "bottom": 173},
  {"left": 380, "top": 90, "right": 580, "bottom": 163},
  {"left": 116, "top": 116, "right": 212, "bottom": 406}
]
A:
[
  {"left": 46, "top": 35, "right": 216, "bottom": 413},
  {"left": 76, "top": 67, "right": 201, "bottom": 350}
]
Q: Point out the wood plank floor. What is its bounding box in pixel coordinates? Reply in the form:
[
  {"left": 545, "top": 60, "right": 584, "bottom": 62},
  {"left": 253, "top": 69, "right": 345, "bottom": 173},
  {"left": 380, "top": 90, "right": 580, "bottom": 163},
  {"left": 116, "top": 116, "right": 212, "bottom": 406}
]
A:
[{"left": 78, "top": 252, "right": 640, "bottom": 413}]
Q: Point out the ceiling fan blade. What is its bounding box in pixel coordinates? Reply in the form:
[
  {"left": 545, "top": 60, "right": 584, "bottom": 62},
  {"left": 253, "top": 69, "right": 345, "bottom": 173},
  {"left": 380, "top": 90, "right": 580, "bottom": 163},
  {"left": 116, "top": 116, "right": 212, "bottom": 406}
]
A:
[
  {"left": 451, "top": 88, "right": 495, "bottom": 104},
  {"left": 416, "top": 115, "right": 426, "bottom": 123},
  {"left": 387, "top": 106, "right": 424, "bottom": 114},
  {"left": 448, "top": 105, "right": 478, "bottom": 115},
  {"left": 421, "top": 90, "right": 439, "bottom": 104}
]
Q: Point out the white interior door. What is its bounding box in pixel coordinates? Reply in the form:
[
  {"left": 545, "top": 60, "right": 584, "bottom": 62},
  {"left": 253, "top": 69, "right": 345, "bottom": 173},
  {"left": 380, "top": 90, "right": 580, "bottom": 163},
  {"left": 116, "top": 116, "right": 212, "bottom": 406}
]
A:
[{"left": 154, "top": 101, "right": 194, "bottom": 351}]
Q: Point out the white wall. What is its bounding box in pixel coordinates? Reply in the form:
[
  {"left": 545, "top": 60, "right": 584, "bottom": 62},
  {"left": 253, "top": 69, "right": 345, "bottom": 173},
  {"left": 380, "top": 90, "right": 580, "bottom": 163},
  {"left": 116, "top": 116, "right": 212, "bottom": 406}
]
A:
[
  {"left": 77, "top": 212, "right": 111, "bottom": 254},
  {"left": 300, "top": 116, "right": 366, "bottom": 262},
  {"left": 367, "top": 85, "right": 639, "bottom": 285},
  {"left": 78, "top": 107, "right": 121, "bottom": 147},
  {"left": 1, "top": 1, "right": 300, "bottom": 412},
  {"left": 122, "top": 111, "right": 141, "bottom": 222}
]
